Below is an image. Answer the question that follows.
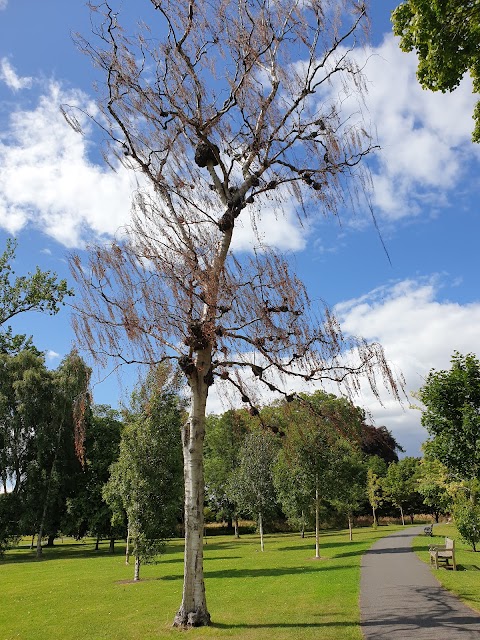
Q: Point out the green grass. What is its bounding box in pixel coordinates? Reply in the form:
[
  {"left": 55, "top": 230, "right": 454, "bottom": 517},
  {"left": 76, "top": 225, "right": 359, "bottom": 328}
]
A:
[
  {"left": 1, "top": 526, "right": 403, "bottom": 640},
  {"left": 413, "top": 523, "right": 480, "bottom": 613}
]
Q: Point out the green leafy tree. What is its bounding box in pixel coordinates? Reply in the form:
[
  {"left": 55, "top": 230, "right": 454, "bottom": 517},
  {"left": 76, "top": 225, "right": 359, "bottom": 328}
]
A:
[
  {"left": 383, "top": 457, "right": 422, "bottom": 525},
  {"left": 417, "top": 453, "right": 452, "bottom": 523},
  {"left": 104, "top": 366, "right": 183, "bottom": 580},
  {"left": 63, "top": 405, "right": 122, "bottom": 544},
  {"left": 227, "top": 431, "right": 279, "bottom": 552},
  {"left": 392, "top": 1, "right": 480, "bottom": 142},
  {"left": 417, "top": 352, "right": 480, "bottom": 482},
  {"left": 204, "top": 410, "right": 249, "bottom": 536},
  {"left": 367, "top": 456, "right": 387, "bottom": 528},
  {"left": 0, "top": 238, "right": 72, "bottom": 353},
  {"left": 331, "top": 444, "right": 367, "bottom": 540}
]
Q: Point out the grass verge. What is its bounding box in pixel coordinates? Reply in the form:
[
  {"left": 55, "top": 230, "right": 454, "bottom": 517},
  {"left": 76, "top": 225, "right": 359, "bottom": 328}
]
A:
[
  {"left": 413, "top": 523, "right": 480, "bottom": 613},
  {"left": 1, "top": 526, "right": 402, "bottom": 640}
]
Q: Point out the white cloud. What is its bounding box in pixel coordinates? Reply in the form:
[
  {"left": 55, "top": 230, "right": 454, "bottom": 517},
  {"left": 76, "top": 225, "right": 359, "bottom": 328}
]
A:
[
  {"left": 46, "top": 350, "right": 60, "bottom": 360},
  {"left": 0, "top": 1, "right": 7, "bottom": 11},
  {"left": 360, "top": 35, "right": 480, "bottom": 222},
  {"left": 0, "top": 58, "right": 32, "bottom": 91},
  {"left": 0, "top": 81, "right": 137, "bottom": 247},
  {"left": 335, "top": 277, "right": 480, "bottom": 455}
]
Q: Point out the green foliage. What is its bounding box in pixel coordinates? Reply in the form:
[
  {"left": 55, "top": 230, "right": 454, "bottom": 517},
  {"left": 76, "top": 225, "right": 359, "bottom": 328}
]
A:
[
  {"left": 331, "top": 444, "right": 367, "bottom": 521},
  {"left": 383, "top": 457, "right": 422, "bottom": 523},
  {"left": 417, "top": 454, "right": 452, "bottom": 518},
  {"left": 227, "top": 430, "right": 279, "bottom": 523},
  {"left": 417, "top": 352, "right": 480, "bottom": 481},
  {"left": 0, "top": 492, "right": 21, "bottom": 555},
  {"left": 366, "top": 457, "right": 387, "bottom": 527},
  {"left": 0, "top": 238, "right": 72, "bottom": 353},
  {"left": 104, "top": 366, "right": 183, "bottom": 566},
  {"left": 392, "top": 0, "right": 480, "bottom": 142},
  {"left": 453, "top": 499, "right": 480, "bottom": 552}
]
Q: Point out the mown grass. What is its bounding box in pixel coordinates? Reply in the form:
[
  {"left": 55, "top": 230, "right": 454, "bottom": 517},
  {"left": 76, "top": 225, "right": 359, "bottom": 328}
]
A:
[
  {"left": 1, "top": 526, "right": 403, "bottom": 640},
  {"left": 413, "top": 523, "right": 480, "bottom": 613}
]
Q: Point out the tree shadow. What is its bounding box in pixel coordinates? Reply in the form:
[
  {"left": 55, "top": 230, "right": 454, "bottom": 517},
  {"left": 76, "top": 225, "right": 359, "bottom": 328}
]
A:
[
  {"left": 211, "top": 613, "right": 357, "bottom": 630},
  {"left": 160, "top": 563, "right": 351, "bottom": 581}
]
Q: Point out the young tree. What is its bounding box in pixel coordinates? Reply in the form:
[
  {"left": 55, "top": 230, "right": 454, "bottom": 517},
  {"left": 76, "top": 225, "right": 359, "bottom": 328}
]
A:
[
  {"left": 227, "top": 430, "right": 279, "bottom": 552},
  {"left": 383, "top": 457, "right": 421, "bottom": 525},
  {"left": 366, "top": 456, "right": 387, "bottom": 528},
  {"left": 417, "top": 352, "right": 480, "bottom": 483},
  {"left": 331, "top": 444, "right": 366, "bottom": 540},
  {"left": 392, "top": 0, "right": 480, "bottom": 142},
  {"left": 417, "top": 454, "right": 452, "bottom": 523},
  {"left": 103, "top": 366, "right": 183, "bottom": 581},
  {"left": 204, "top": 410, "right": 249, "bottom": 536},
  {"left": 70, "top": 0, "right": 402, "bottom": 625}
]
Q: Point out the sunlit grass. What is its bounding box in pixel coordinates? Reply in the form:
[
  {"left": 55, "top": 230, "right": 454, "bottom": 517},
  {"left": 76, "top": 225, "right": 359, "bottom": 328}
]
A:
[
  {"left": 1, "top": 526, "right": 403, "bottom": 640},
  {"left": 413, "top": 523, "right": 480, "bottom": 613}
]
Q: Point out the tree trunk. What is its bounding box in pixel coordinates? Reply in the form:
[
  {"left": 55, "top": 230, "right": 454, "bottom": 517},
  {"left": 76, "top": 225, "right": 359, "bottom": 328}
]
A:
[
  {"left": 435, "top": 511, "right": 440, "bottom": 524},
  {"left": 173, "top": 374, "right": 210, "bottom": 628},
  {"left": 372, "top": 506, "right": 377, "bottom": 528},
  {"left": 95, "top": 534, "right": 100, "bottom": 551},
  {"left": 125, "top": 527, "right": 130, "bottom": 564},
  {"left": 30, "top": 534, "right": 35, "bottom": 550},
  {"left": 46, "top": 534, "right": 55, "bottom": 547},
  {"left": 259, "top": 511, "right": 264, "bottom": 552},
  {"left": 109, "top": 537, "right": 115, "bottom": 553},
  {"left": 400, "top": 505, "right": 405, "bottom": 526},
  {"left": 134, "top": 555, "right": 141, "bottom": 581},
  {"left": 234, "top": 514, "right": 240, "bottom": 539},
  {"left": 315, "top": 482, "right": 320, "bottom": 559},
  {"left": 348, "top": 514, "right": 353, "bottom": 542}
]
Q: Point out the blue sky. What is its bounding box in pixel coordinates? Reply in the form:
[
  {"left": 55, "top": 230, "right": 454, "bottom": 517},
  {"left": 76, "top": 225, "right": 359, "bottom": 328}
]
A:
[{"left": 1, "top": 1, "right": 479, "bottom": 456}]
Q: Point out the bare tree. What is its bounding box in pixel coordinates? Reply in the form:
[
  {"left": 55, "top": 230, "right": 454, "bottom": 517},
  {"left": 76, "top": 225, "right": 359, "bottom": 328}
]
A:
[{"left": 69, "top": 0, "right": 401, "bottom": 627}]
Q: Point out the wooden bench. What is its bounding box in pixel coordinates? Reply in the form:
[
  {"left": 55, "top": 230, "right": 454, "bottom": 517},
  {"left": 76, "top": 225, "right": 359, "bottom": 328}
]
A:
[{"left": 429, "top": 537, "right": 456, "bottom": 570}]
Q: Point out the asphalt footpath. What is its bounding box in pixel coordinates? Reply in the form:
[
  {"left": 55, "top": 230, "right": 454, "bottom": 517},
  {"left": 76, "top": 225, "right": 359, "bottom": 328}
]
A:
[{"left": 360, "top": 526, "right": 480, "bottom": 639}]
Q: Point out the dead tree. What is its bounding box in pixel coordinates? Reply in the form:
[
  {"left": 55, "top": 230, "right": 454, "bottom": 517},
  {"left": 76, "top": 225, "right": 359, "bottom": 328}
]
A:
[{"left": 69, "top": 0, "right": 401, "bottom": 627}]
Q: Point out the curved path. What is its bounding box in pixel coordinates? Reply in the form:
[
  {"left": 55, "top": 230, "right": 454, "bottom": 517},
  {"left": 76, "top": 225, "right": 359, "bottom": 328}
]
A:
[{"left": 360, "top": 526, "right": 480, "bottom": 639}]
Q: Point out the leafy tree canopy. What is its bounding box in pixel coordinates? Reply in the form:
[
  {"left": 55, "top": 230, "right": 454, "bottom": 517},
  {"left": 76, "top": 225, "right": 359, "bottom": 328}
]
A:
[
  {"left": 0, "top": 239, "right": 72, "bottom": 353},
  {"left": 417, "top": 352, "right": 480, "bottom": 482},
  {"left": 392, "top": 0, "right": 480, "bottom": 142}
]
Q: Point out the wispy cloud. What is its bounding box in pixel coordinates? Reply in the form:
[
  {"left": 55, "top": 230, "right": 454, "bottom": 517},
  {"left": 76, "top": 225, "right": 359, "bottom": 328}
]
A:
[
  {"left": 0, "top": 1, "right": 8, "bottom": 11},
  {"left": 0, "top": 58, "right": 32, "bottom": 91},
  {"left": 46, "top": 350, "right": 60, "bottom": 361}
]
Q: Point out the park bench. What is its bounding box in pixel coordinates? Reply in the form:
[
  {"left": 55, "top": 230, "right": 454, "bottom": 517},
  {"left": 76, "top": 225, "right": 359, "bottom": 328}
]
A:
[
  {"left": 429, "top": 537, "right": 456, "bottom": 570},
  {"left": 424, "top": 525, "right": 433, "bottom": 536}
]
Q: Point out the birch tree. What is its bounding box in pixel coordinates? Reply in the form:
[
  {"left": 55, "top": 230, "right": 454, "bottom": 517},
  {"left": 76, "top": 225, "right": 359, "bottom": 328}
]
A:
[{"left": 69, "top": 0, "right": 401, "bottom": 626}]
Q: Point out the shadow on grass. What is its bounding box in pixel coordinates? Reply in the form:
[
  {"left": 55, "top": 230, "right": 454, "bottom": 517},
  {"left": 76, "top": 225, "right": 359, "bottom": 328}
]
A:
[
  {"left": 0, "top": 544, "right": 125, "bottom": 565},
  {"left": 161, "top": 563, "right": 352, "bottom": 581},
  {"left": 211, "top": 617, "right": 356, "bottom": 630}
]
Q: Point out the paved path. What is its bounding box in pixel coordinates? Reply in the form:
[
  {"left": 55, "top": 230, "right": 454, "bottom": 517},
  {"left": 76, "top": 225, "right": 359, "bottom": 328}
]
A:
[{"left": 360, "top": 526, "right": 480, "bottom": 639}]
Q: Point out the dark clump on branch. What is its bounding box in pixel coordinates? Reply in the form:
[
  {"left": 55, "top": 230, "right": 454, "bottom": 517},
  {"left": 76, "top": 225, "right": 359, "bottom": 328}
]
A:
[
  {"left": 203, "top": 367, "right": 214, "bottom": 386},
  {"left": 194, "top": 141, "right": 220, "bottom": 167},
  {"left": 241, "top": 394, "right": 249, "bottom": 403},
  {"left": 251, "top": 364, "right": 263, "bottom": 377},
  {"left": 249, "top": 407, "right": 259, "bottom": 416},
  {"left": 286, "top": 394, "right": 294, "bottom": 403},
  {"left": 267, "top": 305, "right": 289, "bottom": 313},
  {"left": 178, "top": 355, "right": 196, "bottom": 377},
  {"left": 218, "top": 212, "right": 234, "bottom": 232},
  {"left": 185, "top": 322, "right": 209, "bottom": 351}
]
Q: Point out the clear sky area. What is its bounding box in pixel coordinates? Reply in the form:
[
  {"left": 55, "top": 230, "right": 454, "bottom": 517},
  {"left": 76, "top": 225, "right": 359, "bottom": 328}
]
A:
[{"left": 1, "top": 1, "right": 479, "bottom": 456}]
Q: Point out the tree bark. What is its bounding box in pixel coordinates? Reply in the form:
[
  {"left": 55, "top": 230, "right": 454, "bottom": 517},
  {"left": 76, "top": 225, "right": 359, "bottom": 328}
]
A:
[
  {"left": 372, "top": 506, "right": 377, "bottom": 528},
  {"left": 315, "top": 482, "right": 320, "bottom": 559},
  {"left": 134, "top": 555, "right": 140, "bottom": 581},
  {"left": 259, "top": 511, "right": 264, "bottom": 552},
  {"left": 46, "top": 534, "right": 55, "bottom": 547},
  {"left": 301, "top": 510, "right": 305, "bottom": 538},
  {"left": 234, "top": 514, "right": 240, "bottom": 539},
  {"left": 125, "top": 526, "right": 130, "bottom": 564},
  {"left": 95, "top": 534, "right": 100, "bottom": 551},
  {"left": 109, "top": 537, "right": 115, "bottom": 553},
  {"left": 400, "top": 505, "right": 405, "bottom": 526},
  {"left": 173, "top": 371, "right": 210, "bottom": 628},
  {"left": 348, "top": 514, "right": 353, "bottom": 542}
]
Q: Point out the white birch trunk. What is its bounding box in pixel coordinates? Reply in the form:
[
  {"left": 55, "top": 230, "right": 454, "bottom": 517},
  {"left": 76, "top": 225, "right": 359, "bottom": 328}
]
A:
[
  {"left": 348, "top": 514, "right": 353, "bottom": 542},
  {"left": 400, "top": 505, "right": 405, "bottom": 526},
  {"left": 259, "top": 512, "right": 264, "bottom": 552},
  {"left": 125, "top": 526, "right": 130, "bottom": 565},
  {"left": 173, "top": 361, "right": 210, "bottom": 627},
  {"left": 315, "top": 482, "right": 320, "bottom": 559},
  {"left": 234, "top": 514, "right": 239, "bottom": 539},
  {"left": 372, "top": 506, "right": 377, "bottom": 528},
  {"left": 134, "top": 555, "right": 140, "bottom": 581}
]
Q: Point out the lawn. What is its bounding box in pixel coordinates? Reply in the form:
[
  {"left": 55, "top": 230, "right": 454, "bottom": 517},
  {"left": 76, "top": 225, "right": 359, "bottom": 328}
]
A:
[
  {"left": 413, "top": 523, "right": 480, "bottom": 614},
  {"left": 1, "top": 526, "right": 402, "bottom": 640}
]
